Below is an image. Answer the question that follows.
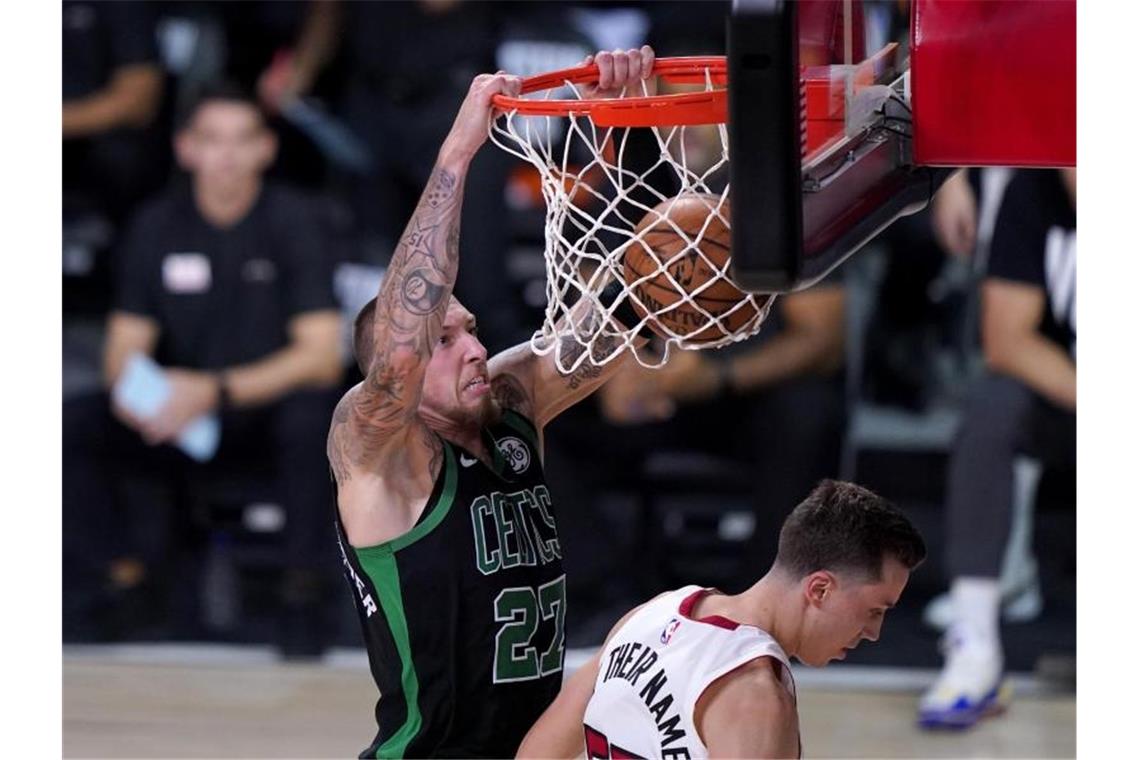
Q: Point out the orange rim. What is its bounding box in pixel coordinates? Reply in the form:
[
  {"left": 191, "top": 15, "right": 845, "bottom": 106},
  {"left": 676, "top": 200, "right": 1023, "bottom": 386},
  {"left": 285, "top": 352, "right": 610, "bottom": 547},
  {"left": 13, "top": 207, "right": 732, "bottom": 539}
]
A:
[{"left": 491, "top": 56, "right": 728, "bottom": 128}]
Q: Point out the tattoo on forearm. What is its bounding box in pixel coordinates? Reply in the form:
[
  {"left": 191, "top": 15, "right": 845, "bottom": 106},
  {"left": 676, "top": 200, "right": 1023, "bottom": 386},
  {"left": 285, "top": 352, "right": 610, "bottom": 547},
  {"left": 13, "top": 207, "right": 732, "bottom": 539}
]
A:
[
  {"left": 327, "top": 167, "right": 466, "bottom": 481},
  {"left": 359, "top": 166, "right": 463, "bottom": 435},
  {"left": 401, "top": 268, "right": 447, "bottom": 315},
  {"left": 425, "top": 169, "right": 457, "bottom": 208},
  {"left": 555, "top": 300, "right": 621, "bottom": 391}
]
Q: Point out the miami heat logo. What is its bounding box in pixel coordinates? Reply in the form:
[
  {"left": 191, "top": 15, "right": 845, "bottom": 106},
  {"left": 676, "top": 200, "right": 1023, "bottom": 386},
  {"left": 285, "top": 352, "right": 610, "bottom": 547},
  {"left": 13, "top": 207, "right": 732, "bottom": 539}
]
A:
[
  {"left": 661, "top": 617, "right": 682, "bottom": 645},
  {"left": 496, "top": 436, "right": 530, "bottom": 474}
]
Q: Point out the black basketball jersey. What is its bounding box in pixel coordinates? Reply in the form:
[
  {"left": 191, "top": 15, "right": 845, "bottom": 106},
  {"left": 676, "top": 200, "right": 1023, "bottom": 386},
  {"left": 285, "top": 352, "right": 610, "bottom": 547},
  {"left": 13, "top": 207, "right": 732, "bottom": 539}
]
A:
[{"left": 335, "top": 409, "right": 565, "bottom": 759}]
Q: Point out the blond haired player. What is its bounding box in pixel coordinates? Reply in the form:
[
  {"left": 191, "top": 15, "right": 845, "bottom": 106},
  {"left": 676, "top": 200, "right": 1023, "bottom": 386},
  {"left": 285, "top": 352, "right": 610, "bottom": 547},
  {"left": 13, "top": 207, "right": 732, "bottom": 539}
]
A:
[{"left": 327, "top": 48, "right": 657, "bottom": 758}]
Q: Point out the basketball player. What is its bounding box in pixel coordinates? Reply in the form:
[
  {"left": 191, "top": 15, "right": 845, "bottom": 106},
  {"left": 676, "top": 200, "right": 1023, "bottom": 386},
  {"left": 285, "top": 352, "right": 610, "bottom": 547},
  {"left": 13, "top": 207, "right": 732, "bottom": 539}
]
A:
[
  {"left": 326, "top": 48, "right": 657, "bottom": 758},
  {"left": 517, "top": 480, "right": 926, "bottom": 759}
]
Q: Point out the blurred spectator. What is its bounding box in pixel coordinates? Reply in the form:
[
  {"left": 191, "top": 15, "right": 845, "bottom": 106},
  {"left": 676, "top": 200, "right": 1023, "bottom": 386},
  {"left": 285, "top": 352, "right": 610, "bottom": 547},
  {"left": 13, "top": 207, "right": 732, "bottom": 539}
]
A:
[
  {"left": 256, "top": 0, "right": 526, "bottom": 354},
  {"left": 930, "top": 170, "right": 978, "bottom": 260},
  {"left": 216, "top": 0, "right": 344, "bottom": 187},
  {"left": 63, "top": 0, "right": 166, "bottom": 223},
  {"left": 860, "top": 203, "right": 958, "bottom": 410},
  {"left": 918, "top": 169, "right": 1076, "bottom": 729},
  {"left": 62, "top": 83, "right": 344, "bottom": 657}
]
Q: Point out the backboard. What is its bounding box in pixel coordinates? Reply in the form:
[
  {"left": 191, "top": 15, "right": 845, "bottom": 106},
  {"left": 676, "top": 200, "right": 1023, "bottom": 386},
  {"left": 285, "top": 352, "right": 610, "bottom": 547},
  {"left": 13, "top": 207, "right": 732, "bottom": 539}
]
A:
[
  {"left": 726, "top": 0, "right": 1075, "bottom": 293},
  {"left": 728, "top": 0, "right": 947, "bottom": 293}
]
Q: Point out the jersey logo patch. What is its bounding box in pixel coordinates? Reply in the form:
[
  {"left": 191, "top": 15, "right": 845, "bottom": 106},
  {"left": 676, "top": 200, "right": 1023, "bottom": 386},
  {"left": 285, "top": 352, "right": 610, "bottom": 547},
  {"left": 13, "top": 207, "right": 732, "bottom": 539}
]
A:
[
  {"left": 661, "top": 617, "right": 681, "bottom": 645},
  {"left": 497, "top": 436, "right": 530, "bottom": 474},
  {"left": 459, "top": 452, "right": 478, "bottom": 468}
]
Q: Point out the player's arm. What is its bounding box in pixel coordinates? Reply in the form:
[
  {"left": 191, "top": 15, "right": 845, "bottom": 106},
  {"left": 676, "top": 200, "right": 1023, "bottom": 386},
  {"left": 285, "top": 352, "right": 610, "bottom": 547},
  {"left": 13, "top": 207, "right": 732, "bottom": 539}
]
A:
[
  {"left": 981, "top": 278, "right": 1076, "bottom": 410},
  {"left": 696, "top": 659, "right": 799, "bottom": 759},
  {"left": 515, "top": 649, "right": 604, "bottom": 759},
  {"left": 327, "top": 73, "right": 522, "bottom": 480},
  {"left": 488, "top": 293, "right": 645, "bottom": 430}
]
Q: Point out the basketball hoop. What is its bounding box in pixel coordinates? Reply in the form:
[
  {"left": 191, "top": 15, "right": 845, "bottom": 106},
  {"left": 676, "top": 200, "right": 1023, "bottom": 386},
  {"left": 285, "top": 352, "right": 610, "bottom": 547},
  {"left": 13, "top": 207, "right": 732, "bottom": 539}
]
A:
[{"left": 489, "top": 56, "right": 775, "bottom": 372}]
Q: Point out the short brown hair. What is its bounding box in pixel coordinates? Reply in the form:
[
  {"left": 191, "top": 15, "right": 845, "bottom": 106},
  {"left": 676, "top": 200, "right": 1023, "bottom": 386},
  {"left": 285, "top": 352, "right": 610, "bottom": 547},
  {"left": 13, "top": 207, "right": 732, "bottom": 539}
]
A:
[
  {"left": 774, "top": 480, "right": 926, "bottom": 580},
  {"left": 353, "top": 297, "right": 377, "bottom": 374}
]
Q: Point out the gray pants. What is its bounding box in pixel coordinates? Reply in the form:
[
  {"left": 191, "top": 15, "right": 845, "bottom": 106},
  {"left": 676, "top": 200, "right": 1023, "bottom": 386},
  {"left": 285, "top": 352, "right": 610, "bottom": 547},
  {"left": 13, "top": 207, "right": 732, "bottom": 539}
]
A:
[{"left": 945, "top": 372, "right": 1075, "bottom": 578}]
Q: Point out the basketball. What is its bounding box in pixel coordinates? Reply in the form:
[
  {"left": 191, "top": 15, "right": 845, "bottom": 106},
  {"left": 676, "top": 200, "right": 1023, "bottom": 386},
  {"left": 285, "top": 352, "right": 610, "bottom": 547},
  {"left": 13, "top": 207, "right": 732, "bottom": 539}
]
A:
[{"left": 623, "top": 193, "right": 768, "bottom": 343}]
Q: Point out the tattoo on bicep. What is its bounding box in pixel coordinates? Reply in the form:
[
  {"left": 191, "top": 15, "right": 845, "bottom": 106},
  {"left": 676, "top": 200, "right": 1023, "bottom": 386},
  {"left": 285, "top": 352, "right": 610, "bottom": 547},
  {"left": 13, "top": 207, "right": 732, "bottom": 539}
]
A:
[
  {"left": 328, "top": 400, "right": 354, "bottom": 485},
  {"left": 360, "top": 363, "right": 416, "bottom": 433}
]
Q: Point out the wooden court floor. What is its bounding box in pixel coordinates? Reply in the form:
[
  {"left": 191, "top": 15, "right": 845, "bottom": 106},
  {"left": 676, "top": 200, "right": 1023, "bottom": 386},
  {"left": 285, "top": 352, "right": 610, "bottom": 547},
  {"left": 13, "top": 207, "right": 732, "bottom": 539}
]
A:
[{"left": 63, "top": 646, "right": 1075, "bottom": 759}]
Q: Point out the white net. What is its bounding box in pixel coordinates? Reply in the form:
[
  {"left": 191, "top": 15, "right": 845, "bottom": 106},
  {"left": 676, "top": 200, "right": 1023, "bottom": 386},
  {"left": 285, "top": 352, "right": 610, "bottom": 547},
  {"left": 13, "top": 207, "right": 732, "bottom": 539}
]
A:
[{"left": 489, "top": 70, "right": 775, "bottom": 373}]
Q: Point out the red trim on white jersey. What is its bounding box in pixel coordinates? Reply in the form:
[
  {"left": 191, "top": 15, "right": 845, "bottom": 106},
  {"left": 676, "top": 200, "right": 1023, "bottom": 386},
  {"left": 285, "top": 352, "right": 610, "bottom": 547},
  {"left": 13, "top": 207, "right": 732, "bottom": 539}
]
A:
[
  {"left": 584, "top": 586, "right": 797, "bottom": 758},
  {"left": 677, "top": 588, "right": 740, "bottom": 631}
]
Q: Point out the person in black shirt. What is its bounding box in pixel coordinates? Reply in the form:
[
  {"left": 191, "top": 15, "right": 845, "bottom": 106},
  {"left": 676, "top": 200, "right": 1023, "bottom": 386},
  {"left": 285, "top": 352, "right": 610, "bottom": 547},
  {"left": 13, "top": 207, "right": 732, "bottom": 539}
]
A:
[
  {"left": 919, "top": 169, "right": 1076, "bottom": 729},
  {"left": 63, "top": 84, "right": 344, "bottom": 656}
]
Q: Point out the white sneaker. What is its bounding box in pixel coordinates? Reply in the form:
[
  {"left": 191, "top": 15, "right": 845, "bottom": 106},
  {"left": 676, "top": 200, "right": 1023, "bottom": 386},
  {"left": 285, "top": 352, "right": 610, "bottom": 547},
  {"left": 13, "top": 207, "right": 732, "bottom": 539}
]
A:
[{"left": 918, "top": 625, "right": 1012, "bottom": 730}]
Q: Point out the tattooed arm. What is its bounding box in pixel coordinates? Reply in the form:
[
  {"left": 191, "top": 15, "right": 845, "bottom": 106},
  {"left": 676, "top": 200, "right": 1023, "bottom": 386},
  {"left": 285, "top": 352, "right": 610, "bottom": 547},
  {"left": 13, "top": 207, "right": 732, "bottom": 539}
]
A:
[
  {"left": 327, "top": 73, "right": 522, "bottom": 494},
  {"left": 488, "top": 291, "right": 645, "bottom": 433}
]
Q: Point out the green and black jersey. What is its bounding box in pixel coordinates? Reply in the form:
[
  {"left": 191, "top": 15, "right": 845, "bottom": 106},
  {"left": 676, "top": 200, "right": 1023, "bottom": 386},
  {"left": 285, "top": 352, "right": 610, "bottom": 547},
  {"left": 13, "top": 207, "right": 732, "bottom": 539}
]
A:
[{"left": 335, "top": 409, "right": 565, "bottom": 759}]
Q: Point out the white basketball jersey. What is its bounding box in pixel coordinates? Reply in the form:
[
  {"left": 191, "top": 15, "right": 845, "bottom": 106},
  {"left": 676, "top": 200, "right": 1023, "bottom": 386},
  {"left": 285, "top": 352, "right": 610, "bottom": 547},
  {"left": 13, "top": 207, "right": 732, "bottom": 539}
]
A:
[{"left": 582, "top": 586, "right": 797, "bottom": 759}]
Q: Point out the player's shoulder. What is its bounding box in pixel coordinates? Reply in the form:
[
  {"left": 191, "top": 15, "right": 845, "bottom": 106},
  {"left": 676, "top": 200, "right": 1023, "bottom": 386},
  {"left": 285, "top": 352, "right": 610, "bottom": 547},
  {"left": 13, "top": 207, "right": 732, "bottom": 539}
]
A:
[
  {"left": 329, "top": 386, "right": 445, "bottom": 531},
  {"left": 330, "top": 382, "right": 363, "bottom": 430},
  {"left": 604, "top": 588, "right": 690, "bottom": 642},
  {"left": 331, "top": 381, "right": 423, "bottom": 436},
  {"left": 328, "top": 383, "right": 436, "bottom": 466},
  {"left": 704, "top": 655, "right": 796, "bottom": 720}
]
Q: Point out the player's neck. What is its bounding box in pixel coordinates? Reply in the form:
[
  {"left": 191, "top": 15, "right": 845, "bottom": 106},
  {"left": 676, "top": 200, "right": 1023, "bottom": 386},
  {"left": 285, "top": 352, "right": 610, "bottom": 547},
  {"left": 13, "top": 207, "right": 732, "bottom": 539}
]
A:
[
  {"left": 423, "top": 414, "right": 484, "bottom": 461},
  {"left": 734, "top": 573, "right": 804, "bottom": 658},
  {"left": 421, "top": 402, "right": 502, "bottom": 461}
]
